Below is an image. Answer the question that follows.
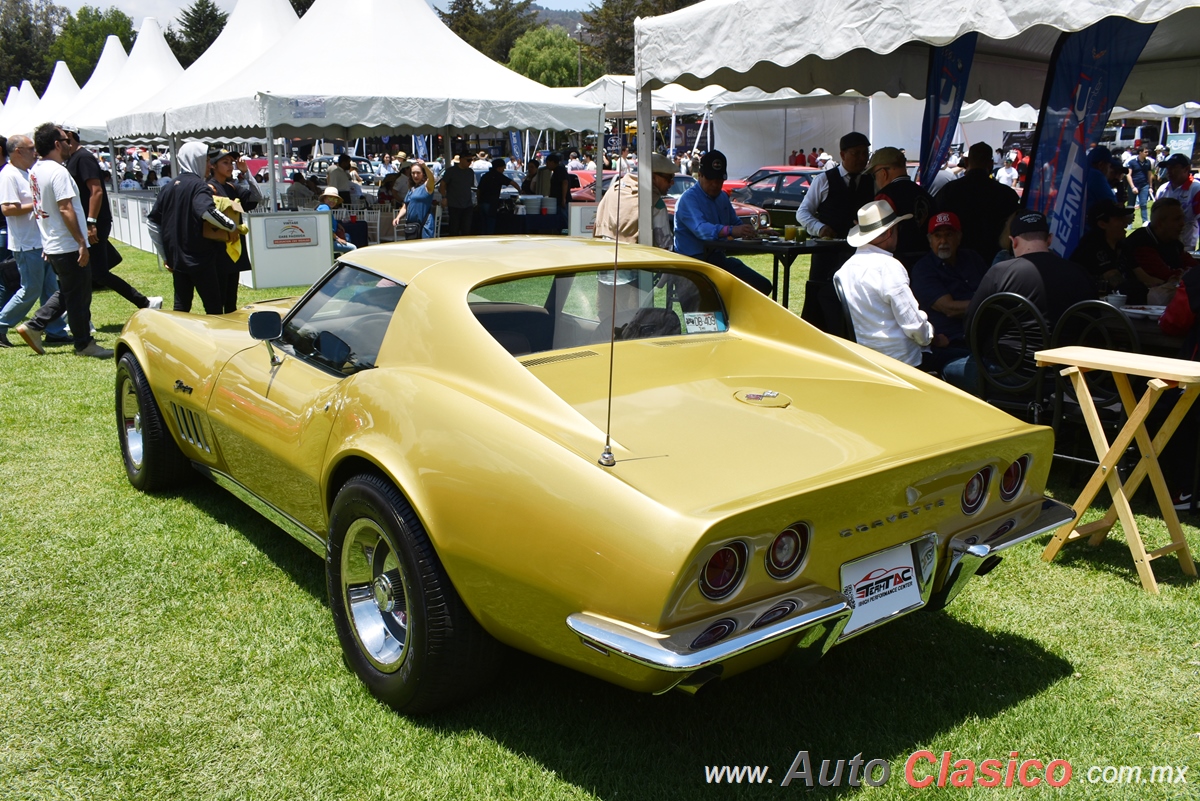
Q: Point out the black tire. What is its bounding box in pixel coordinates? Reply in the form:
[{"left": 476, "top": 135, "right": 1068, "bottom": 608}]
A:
[
  {"left": 327, "top": 473, "right": 499, "bottom": 713},
  {"left": 115, "top": 352, "right": 193, "bottom": 491}
]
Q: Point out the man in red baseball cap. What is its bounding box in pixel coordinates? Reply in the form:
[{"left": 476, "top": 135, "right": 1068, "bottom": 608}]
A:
[{"left": 910, "top": 211, "right": 989, "bottom": 349}]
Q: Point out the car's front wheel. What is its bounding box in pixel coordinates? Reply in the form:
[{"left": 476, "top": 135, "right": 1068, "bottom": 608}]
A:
[
  {"left": 115, "top": 352, "right": 193, "bottom": 491},
  {"left": 327, "top": 473, "right": 498, "bottom": 713}
]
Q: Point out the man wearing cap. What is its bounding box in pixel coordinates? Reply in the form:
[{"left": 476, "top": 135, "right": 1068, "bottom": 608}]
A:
[
  {"left": 438, "top": 152, "right": 477, "bottom": 237},
  {"left": 1154, "top": 153, "right": 1200, "bottom": 251},
  {"left": 965, "top": 211, "right": 1093, "bottom": 332},
  {"left": 936, "top": 142, "right": 1020, "bottom": 264},
  {"left": 796, "top": 131, "right": 876, "bottom": 334},
  {"left": 1124, "top": 146, "right": 1157, "bottom": 227},
  {"left": 942, "top": 211, "right": 1092, "bottom": 394},
  {"left": 1070, "top": 201, "right": 1134, "bottom": 292},
  {"left": 835, "top": 199, "right": 942, "bottom": 370},
  {"left": 865, "top": 146, "right": 932, "bottom": 267},
  {"left": 1121, "top": 198, "right": 1196, "bottom": 304},
  {"left": 996, "top": 158, "right": 1019, "bottom": 188},
  {"left": 593, "top": 153, "right": 674, "bottom": 249},
  {"left": 910, "top": 211, "right": 989, "bottom": 348},
  {"left": 673, "top": 150, "right": 772, "bottom": 295},
  {"left": 1085, "top": 146, "right": 1119, "bottom": 215},
  {"left": 147, "top": 141, "right": 240, "bottom": 315}
]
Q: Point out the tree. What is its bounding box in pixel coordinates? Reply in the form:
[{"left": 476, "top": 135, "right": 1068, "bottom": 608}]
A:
[
  {"left": 437, "top": 0, "right": 483, "bottom": 51},
  {"left": 164, "top": 0, "right": 228, "bottom": 70},
  {"left": 48, "top": 6, "right": 135, "bottom": 85},
  {"left": 582, "top": 0, "right": 701, "bottom": 75},
  {"left": 480, "top": 0, "right": 538, "bottom": 64},
  {"left": 0, "top": 0, "right": 67, "bottom": 94},
  {"left": 507, "top": 25, "right": 601, "bottom": 88}
]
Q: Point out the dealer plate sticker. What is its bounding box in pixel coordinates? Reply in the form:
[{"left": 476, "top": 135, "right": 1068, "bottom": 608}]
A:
[{"left": 840, "top": 543, "right": 923, "bottom": 636}]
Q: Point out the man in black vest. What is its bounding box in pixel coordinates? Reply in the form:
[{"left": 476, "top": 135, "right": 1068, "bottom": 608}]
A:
[{"left": 796, "top": 131, "right": 876, "bottom": 336}]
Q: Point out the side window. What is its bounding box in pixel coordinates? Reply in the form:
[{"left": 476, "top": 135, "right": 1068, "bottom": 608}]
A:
[{"left": 281, "top": 264, "right": 404, "bottom": 374}]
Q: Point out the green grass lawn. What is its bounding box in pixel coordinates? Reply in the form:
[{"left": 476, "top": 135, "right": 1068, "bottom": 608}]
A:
[{"left": 0, "top": 243, "right": 1196, "bottom": 800}]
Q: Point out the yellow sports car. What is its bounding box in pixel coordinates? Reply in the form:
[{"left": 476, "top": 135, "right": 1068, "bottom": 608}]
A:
[{"left": 115, "top": 237, "right": 1072, "bottom": 713}]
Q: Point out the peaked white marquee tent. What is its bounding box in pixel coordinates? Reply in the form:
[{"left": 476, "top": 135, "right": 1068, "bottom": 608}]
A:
[
  {"left": 56, "top": 35, "right": 129, "bottom": 133},
  {"left": 5, "top": 61, "right": 79, "bottom": 138},
  {"left": 108, "top": 0, "right": 300, "bottom": 139},
  {"left": 64, "top": 18, "right": 182, "bottom": 142},
  {"left": 0, "top": 81, "right": 40, "bottom": 136},
  {"left": 161, "top": 0, "right": 602, "bottom": 139}
]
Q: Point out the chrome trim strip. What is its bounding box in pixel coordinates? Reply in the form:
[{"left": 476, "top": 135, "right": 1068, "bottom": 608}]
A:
[
  {"left": 566, "top": 584, "right": 850, "bottom": 673},
  {"left": 193, "top": 464, "right": 326, "bottom": 557}
]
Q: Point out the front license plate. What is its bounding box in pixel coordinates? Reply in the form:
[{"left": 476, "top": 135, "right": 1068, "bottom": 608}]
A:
[{"left": 840, "top": 542, "right": 925, "bottom": 636}]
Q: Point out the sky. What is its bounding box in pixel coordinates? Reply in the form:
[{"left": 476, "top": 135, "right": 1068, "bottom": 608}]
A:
[{"left": 54, "top": 0, "right": 592, "bottom": 29}]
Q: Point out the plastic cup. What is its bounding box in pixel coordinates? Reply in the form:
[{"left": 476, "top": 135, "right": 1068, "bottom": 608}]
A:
[{"left": 784, "top": 224, "right": 797, "bottom": 241}]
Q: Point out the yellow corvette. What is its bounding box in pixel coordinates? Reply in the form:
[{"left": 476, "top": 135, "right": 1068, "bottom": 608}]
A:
[{"left": 115, "top": 237, "right": 1072, "bottom": 713}]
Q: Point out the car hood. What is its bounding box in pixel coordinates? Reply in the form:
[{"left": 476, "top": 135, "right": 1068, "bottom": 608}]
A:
[{"left": 522, "top": 333, "right": 1030, "bottom": 515}]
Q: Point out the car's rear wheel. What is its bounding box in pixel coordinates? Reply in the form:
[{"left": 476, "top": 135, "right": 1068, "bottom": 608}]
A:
[
  {"left": 327, "top": 473, "right": 498, "bottom": 713},
  {"left": 115, "top": 352, "right": 193, "bottom": 491}
]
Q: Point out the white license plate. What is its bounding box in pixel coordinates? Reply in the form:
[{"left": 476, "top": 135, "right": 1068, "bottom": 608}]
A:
[{"left": 840, "top": 542, "right": 925, "bottom": 636}]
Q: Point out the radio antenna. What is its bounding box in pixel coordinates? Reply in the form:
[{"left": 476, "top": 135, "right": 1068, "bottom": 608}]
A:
[{"left": 598, "top": 83, "right": 627, "bottom": 468}]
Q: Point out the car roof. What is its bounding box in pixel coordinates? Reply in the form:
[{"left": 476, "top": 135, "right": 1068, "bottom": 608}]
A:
[{"left": 340, "top": 236, "right": 688, "bottom": 289}]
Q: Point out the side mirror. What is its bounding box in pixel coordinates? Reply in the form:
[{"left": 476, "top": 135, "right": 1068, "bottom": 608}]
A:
[
  {"left": 248, "top": 310, "right": 284, "bottom": 366},
  {"left": 248, "top": 310, "right": 283, "bottom": 341}
]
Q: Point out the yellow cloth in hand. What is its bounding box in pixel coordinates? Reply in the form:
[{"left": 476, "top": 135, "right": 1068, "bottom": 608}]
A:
[{"left": 212, "top": 195, "right": 246, "bottom": 261}]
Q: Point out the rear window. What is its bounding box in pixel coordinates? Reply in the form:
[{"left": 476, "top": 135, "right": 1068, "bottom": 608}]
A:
[{"left": 469, "top": 268, "right": 728, "bottom": 356}]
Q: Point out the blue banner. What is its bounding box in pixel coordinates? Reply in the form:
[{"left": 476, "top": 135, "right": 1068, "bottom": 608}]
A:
[
  {"left": 919, "top": 33, "right": 977, "bottom": 189},
  {"left": 413, "top": 135, "right": 428, "bottom": 161},
  {"left": 1025, "top": 17, "right": 1155, "bottom": 257},
  {"left": 509, "top": 131, "right": 522, "bottom": 159}
]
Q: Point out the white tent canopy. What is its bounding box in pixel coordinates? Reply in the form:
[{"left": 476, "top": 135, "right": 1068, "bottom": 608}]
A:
[
  {"left": 162, "top": 0, "right": 602, "bottom": 138},
  {"left": 108, "top": 0, "right": 299, "bottom": 139},
  {"left": 6, "top": 61, "right": 79, "bottom": 138},
  {"left": 1110, "top": 102, "right": 1199, "bottom": 120},
  {"left": 575, "top": 75, "right": 718, "bottom": 117},
  {"left": 0, "top": 81, "right": 40, "bottom": 137},
  {"left": 55, "top": 36, "right": 128, "bottom": 134},
  {"left": 635, "top": 0, "right": 1200, "bottom": 110},
  {"left": 64, "top": 18, "right": 182, "bottom": 142}
]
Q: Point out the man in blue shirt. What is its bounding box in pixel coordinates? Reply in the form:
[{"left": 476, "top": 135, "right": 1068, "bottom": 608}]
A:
[
  {"left": 1085, "top": 146, "right": 1119, "bottom": 217},
  {"left": 1124, "top": 146, "right": 1156, "bottom": 227},
  {"left": 673, "top": 150, "right": 772, "bottom": 294},
  {"left": 910, "top": 211, "right": 988, "bottom": 349}
]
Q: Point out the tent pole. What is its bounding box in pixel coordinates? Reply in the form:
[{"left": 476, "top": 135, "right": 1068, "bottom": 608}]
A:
[
  {"left": 595, "top": 108, "right": 604, "bottom": 191},
  {"left": 636, "top": 86, "right": 653, "bottom": 246},
  {"left": 168, "top": 135, "right": 178, "bottom": 182},
  {"left": 706, "top": 110, "right": 712, "bottom": 151},
  {"left": 266, "top": 125, "right": 278, "bottom": 212},
  {"left": 670, "top": 108, "right": 677, "bottom": 158},
  {"left": 108, "top": 141, "right": 120, "bottom": 194}
]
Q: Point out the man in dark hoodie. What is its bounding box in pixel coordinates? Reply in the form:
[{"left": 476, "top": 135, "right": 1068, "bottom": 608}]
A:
[{"left": 148, "top": 141, "right": 238, "bottom": 314}]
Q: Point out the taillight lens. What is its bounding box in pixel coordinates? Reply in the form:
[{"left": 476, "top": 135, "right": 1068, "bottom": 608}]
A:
[
  {"left": 1000, "top": 455, "right": 1030, "bottom": 502},
  {"left": 766, "top": 523, "right": 810, "bottom": 580},
  {"left": 699, "top": 542, "right": 747, "bottom": 600},
  {"left": 962, "top": 467, "right": 991, "bottom": 515},
  {"left": 690, "top": 618, "right": 737, "bottom": 650}
]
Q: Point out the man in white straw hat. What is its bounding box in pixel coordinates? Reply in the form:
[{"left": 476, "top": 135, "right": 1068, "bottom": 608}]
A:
[{"left": 835, "top": 199, "right": 946, "bottom": 371}]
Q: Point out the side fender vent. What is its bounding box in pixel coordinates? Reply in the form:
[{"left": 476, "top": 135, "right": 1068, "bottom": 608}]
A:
[
  {"left": 170, "top": 403, "right": 212, "bottom": 453},
  {"left": 520, "top": 350, "right": 600, "bottom": 367}
]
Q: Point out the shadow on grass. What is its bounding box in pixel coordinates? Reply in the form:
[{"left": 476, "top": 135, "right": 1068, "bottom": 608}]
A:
[
  {"left": 170, "top": 479, "right": 327, "bottom": 603},
  {"left": 424, "top": 611, "right": 1071, "bottom": 799}
]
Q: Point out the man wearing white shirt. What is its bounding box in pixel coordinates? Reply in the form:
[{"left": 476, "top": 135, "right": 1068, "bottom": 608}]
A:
[
  {"left": 16, "top": 123, "right": 111, "bottom": 358},
  {"left": 835, "top": 200, "right": 943, "bottom": 370},
  {"left": 996, "top": 158, "right": 1019, "bottom": 188},
  {"left": 0, "top": 134, "right": 69, "bottom": 348}
]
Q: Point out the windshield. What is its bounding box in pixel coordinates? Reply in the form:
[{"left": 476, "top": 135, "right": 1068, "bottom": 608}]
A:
[{"left": 469, "top": 268, "right": 728, "bottom": 356}]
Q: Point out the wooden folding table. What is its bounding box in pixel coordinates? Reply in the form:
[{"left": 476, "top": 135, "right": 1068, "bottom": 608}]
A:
[{"left": 1035, "top": 346, "right": 1199, "bottom": 593}]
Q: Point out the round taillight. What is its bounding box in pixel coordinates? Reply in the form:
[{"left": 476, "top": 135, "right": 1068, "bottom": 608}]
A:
[
  {"left": 766, "top": 523, "right": 810, "bottom": 580},
  {"left": 690, "top": 618, "right": 737, "bottom": 650},
  {"left": 752, "top": 600, "right": 798, "bottom": 629},
  {"left": 1000, "top": 455, "right": 1030, "bottom": 502},
  {"left": 699, "top": 543, "right": 747, "bottom": 600},
  {"left": 962, "top": 467, "right": 991, "bottom": 515}
]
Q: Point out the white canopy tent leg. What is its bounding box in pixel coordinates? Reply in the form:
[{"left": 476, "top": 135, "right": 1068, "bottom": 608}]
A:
[
  {"left": 637, "top": 86, "right": 653, "bottom": 246},
  {"left": 267, "top": 125, "right": 278, "bottom": 212},
  {"left": 596, "top": 108, "right": 604, "bottom": 191}
]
